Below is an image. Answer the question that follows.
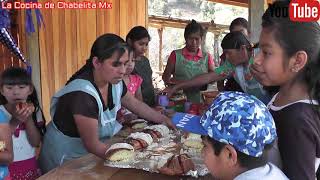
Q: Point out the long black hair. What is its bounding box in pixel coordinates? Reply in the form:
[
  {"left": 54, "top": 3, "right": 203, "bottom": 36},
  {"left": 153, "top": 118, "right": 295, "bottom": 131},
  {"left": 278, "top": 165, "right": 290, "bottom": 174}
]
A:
[
  {"left": 0, "top": 67, "right": 46, "bottom": 136},
  {"left": 221, "top": 31, "right": 253, "bottom": 54},
  {"left": 126, "top": 26, "right": 151, "bottom": 44},
  {"left": 262, "top": 0, "right": 320, "bottom": 107},
  {"left": 67, "top": 33, "right": 130, "bottom": 84},
  {"left": 229, "top": 17, "right": 248, "bottom": 32}
]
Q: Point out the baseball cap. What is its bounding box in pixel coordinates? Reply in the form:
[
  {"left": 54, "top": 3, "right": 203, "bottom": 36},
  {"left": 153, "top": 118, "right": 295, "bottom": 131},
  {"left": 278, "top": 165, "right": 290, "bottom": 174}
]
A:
[{"left": 172, "top": 91, "right": 277, "bottom": 157}]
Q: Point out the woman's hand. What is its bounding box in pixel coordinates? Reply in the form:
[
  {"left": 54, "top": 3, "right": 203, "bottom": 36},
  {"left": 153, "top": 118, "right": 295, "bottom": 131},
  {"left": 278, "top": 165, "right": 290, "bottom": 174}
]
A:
[
  {"left": 122, "top": 93, "right": 176, "bottom": 130},
  {"left": 162, "top": 116, "right": 176, "bottom": 130},
  {"left": 167, "top": 78, "right": 187, "bottom": 85},
  {"left": 74, "top": 115, "right": 109, "bottom": 159}
]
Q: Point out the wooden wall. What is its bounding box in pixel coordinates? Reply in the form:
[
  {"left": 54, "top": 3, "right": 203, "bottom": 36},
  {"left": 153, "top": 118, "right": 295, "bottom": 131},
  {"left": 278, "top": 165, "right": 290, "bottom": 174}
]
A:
[
  {"left": 39, "top": 0, "right": 147, "bottom": 121},
  {"left": 0, "top": 10, "right": 26, "bottom": 72}
]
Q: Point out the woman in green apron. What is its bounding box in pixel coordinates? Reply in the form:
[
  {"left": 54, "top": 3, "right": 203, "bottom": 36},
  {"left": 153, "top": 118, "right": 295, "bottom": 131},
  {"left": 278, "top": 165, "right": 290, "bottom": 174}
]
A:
[
  {"left": 38, "top": 34, "right": 174, "bottom": 173},
  {"left": 162, "top": 20, "right": 215, "bottom": 103},
  {"left": 164, "top": 31, "right": 271, "bottom": 105}
]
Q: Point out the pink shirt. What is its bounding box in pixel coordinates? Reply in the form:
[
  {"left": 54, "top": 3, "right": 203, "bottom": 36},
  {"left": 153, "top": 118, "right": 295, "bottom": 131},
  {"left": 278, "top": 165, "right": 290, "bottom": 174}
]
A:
[
  {"left": 127, "top": 74, "right": 143, "bottom": 95},
  {"left": 168, "top": 47, "right": 215, "bottom": 67},
  {"left": 117, "top": 74, "right": 143, "bottom": 118},
  {"left": 0, "top": 105, "right": 43, "bottom": 179}
]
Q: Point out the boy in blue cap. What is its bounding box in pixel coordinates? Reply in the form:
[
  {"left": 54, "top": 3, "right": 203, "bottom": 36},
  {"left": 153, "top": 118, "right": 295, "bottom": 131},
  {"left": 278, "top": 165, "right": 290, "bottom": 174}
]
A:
[{"left": 173, "top": 91, "right": 287, "bottom": 180}]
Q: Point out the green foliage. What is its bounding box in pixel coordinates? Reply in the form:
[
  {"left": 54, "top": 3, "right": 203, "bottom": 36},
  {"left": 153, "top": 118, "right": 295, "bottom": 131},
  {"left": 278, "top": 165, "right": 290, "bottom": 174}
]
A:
[
  {"left": 199, "top": 1, "right": 216, "bottom": 21},
  {"left": 148, "top": 0, "right": 169, "bottom": 16},
  {"left": 149, "top": 0, "right": 216, "bottom": 20},
  {"left": 148, "top": 0, "right": 247, "bottom": 23}
]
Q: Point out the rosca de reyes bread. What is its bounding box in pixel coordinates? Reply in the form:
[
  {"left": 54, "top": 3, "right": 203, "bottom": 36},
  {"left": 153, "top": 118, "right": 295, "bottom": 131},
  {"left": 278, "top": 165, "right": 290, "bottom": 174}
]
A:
[
  {"left": 105, "top": 143, "right": 135, "bottom": 162},
  {"left": 129, "top": 119, "right": 148, "bottom": 129},
  {"left": 182, "top": 133, "right": 204, "bottom": 150},
  {"left": 143, "top": 124, "right": 170, "bottom": 141},
  {"left": 126, "top": 132, "right": 153, "bottom": 150},
  {"left": 158, "top": 154, "right": 195, "bottom": 176}
]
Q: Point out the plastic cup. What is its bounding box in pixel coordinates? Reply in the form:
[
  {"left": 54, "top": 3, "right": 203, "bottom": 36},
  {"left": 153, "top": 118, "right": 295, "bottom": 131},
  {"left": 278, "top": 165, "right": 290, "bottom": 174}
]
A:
[
  {"left": 158, "top": 95, "right": 169, "bottom": 107},
  {"left": 184, "top": 101, "right": 192, "bottom": 113}
]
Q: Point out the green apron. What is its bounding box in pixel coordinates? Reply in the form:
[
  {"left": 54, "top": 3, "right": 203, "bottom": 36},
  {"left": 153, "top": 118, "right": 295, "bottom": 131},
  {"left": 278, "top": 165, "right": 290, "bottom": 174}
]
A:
[{"left": 174, "top": 49, "right": 209, "bottom": 103}]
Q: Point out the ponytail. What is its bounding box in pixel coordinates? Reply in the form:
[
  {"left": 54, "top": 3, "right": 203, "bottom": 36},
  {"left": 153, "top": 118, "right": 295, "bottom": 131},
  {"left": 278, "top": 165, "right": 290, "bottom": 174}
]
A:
[
  {"left": 311, "top": 73, "right": 320, "bottom": 116},
  {"left": 66, "top": 59, "right": 93, "bottom": 85},
  {"left": 27, "top": 88, "right": 46, "bottom": 136},
  {"left": 314, "top": 78, "right": 320, "bottom": 106},
  {"left": 304, "top": 55, "right": 320, "bottom": 114},
  {"left": 311, "top": 66, "right": 320, "bottom": 106}
]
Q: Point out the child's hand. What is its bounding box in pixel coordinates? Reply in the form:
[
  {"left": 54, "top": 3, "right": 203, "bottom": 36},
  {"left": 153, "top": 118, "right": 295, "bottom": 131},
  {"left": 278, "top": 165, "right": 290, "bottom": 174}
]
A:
[
  {"left": 163, "top": 117, "right": 177, "bottom": 130},
  {"left": 14, "top": 102, "right": 35, "bottom": 122}
]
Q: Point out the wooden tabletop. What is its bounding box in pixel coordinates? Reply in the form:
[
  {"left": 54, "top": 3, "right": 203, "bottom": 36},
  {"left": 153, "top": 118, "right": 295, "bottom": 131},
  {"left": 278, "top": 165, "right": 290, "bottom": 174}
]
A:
[{"left": 38, "top": 154, "right": 212, "bottom": 180}]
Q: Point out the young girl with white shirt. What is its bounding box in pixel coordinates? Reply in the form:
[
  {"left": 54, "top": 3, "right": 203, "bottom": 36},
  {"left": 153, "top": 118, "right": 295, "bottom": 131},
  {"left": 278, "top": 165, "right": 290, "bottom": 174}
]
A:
[{"left": 0, "top": 67, "right": 46, "bottom": 180}]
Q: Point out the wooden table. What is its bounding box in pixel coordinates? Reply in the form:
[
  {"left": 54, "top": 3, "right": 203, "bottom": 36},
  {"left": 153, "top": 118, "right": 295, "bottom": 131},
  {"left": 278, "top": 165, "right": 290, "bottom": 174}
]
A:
[{"left": 38, "top": 154, "right": 212, "bottom": 180}]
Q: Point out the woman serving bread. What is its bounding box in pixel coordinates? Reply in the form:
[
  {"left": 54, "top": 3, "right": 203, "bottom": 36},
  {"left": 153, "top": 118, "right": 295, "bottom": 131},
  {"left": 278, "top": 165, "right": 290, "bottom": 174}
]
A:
[{"left": 38, "top": 34, "right": 175, "bottom": 173}]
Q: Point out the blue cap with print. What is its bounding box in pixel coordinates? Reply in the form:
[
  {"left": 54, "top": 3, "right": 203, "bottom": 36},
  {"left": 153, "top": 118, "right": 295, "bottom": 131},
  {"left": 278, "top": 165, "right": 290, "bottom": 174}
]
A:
[{"left": 172, "top": 91, "right": 277, "bottom": 157}]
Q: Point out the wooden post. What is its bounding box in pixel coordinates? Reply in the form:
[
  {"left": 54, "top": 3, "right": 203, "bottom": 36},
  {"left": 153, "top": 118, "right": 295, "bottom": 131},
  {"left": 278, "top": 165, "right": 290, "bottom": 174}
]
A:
[
  {"left": 17, "top": 10, "right": 42, "bottom": 104},
  {"left": 26, "top": 11, "right": 42, "bottom": 104},
  {"left": 248, "top": 0, "right": 266, "bottom": 43},
  {"left": 157, "top": 27, "right": 163, "bottom": 71},
  {"left": 213, "top": 32, "right": 221, "bottom": 65},
  {"left": 201, "top": 25, "right": 208, "bottom": 53}
]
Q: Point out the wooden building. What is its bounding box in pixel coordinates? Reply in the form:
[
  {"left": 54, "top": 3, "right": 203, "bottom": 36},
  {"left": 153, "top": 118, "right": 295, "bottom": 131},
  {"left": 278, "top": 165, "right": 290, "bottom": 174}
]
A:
[{"left": 0, "top": 0, "right": 272, "bottom": 120}]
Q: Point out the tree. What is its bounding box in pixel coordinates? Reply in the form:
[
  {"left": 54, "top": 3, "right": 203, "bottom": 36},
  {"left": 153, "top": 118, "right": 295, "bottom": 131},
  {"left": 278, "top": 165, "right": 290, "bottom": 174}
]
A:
[
  {"left": 199, "top": 1, "right": 216, "bottom": 21},
  {"left": 148, "top": 0, "right": 169, "bottom": 16}
]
